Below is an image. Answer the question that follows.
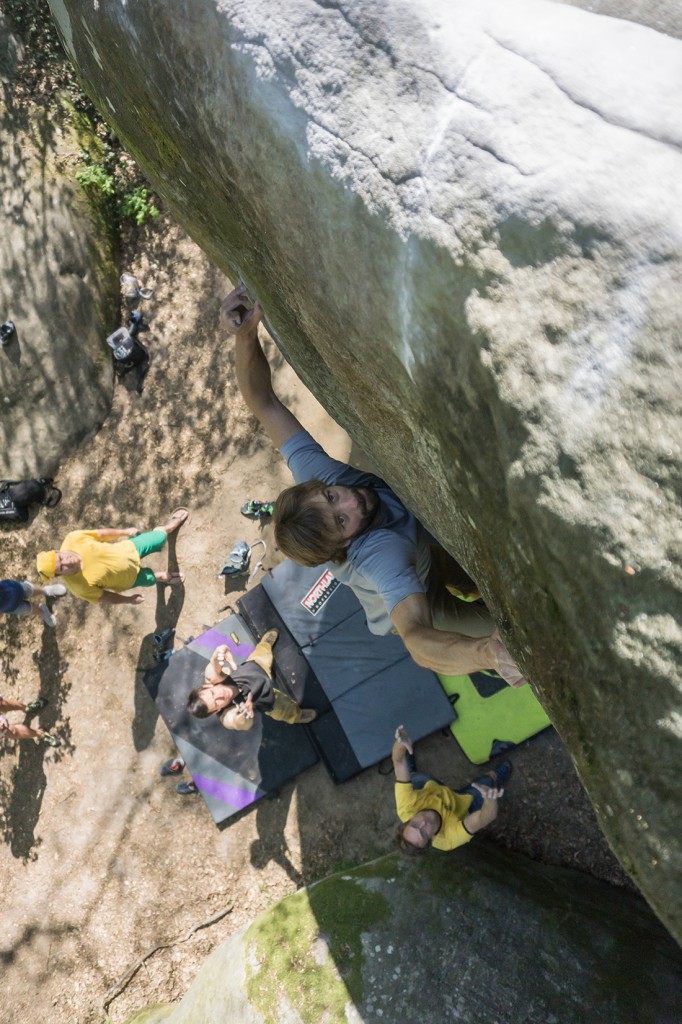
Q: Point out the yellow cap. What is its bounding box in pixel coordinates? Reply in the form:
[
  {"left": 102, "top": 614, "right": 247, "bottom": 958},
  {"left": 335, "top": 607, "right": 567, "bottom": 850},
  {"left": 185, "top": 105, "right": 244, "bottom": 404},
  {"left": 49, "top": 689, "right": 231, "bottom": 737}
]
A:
[{"left": 36, "top": 550, "right": 57, "bottom": 580}]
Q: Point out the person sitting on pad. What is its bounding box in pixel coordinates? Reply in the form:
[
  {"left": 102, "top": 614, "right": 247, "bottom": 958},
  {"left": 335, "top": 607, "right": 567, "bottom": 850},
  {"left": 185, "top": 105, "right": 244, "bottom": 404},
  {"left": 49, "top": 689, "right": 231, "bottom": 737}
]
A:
[
  {"left": 36, "top": 508, "right": 190, "bottom": 607},
  {"left": 392, "top": 724, "right": 511, "bottom": 855},
  {"left": 186, "top": 629, "right": 317, "bottom": 730}
]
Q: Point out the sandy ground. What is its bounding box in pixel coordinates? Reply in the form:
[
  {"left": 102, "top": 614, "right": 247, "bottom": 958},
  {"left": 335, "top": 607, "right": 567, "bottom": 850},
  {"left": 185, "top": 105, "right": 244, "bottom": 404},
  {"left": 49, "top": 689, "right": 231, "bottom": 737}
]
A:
[{"left": 0, "top": 219, "right": 632, "bottom": 1024}]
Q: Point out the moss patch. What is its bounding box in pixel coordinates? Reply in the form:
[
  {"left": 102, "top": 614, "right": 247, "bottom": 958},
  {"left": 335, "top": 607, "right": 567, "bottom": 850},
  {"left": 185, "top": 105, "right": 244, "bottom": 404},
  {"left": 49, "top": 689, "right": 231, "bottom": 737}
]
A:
[
  {"left": 120, "top": 1003, "right": 175, "bottom": 1024},
  {"left": 246, "top": 875, "right": 390, "bottom": 1024}
]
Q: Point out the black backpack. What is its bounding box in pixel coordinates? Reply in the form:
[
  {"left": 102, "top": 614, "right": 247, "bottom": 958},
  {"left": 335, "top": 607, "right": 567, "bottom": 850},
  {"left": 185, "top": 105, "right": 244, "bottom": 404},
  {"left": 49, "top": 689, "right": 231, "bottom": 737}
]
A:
[
  {"left": 107, "top": 312, "right": 151, "bottom": 394},
  {"left": 0, "top": 477, "right": 62, "bottom": 523}
]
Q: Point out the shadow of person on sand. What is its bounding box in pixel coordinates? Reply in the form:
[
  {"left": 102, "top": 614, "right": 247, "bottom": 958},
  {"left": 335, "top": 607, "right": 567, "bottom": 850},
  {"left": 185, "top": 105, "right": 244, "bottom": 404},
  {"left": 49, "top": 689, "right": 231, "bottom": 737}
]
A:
[
  {"left": 250, "top": 781, "right": 304, "bottom": 889},
  {"left": 0, "top": 625, "right": 70, "bottom": 860},
  {"left": 132, "top": 529, "right": 186, "bottom": 752}
]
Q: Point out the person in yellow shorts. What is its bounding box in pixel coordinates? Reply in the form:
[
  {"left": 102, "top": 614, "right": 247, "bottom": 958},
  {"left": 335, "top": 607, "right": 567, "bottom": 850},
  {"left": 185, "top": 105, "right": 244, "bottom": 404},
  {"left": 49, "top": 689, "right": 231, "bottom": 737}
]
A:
[
  {"left": 36, "top": 508, "right": 190, "bottom": 607},
  {"left": 392, "top": 724, "right": 511, "bottom": 855},
  {"left": 186, "top": 629, "right": 317, "bottom": 730}
]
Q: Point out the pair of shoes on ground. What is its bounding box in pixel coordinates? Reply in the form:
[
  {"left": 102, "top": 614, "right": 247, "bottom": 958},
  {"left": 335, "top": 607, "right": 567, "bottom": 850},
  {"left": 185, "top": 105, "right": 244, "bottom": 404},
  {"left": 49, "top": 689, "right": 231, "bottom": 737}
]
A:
[
  {"left": 241, "top": 499, "right": 274, "bottom": 520},
  {"left": 159, "top": 757, "right": 198, "bottom": 795}
]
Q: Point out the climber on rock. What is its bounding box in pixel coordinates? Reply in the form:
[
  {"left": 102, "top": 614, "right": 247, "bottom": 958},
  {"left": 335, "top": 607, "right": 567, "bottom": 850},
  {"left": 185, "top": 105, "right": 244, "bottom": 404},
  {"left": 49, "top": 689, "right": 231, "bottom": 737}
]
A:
[{"left": 220, "top": 282, "right": 526, "bottom": 686}]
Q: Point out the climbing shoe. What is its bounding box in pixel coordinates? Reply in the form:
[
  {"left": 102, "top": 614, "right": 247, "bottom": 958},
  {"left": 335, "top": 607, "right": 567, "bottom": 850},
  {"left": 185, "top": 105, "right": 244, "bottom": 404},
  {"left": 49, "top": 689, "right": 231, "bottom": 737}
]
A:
[
  {"left": 154, "top": 626, "right": 175, "bottom": 647},
  {"left": 176, "top": 780, "right": 198, "bottom": 795},
  {"left": 240, "top": 499, "right": 275, "bottom": 520},
  {"left": 159, "top": 757, "right": 185, "bottom": 777},
  {"left": 218, "top": 540, "right": 251, "bottom": 578}
]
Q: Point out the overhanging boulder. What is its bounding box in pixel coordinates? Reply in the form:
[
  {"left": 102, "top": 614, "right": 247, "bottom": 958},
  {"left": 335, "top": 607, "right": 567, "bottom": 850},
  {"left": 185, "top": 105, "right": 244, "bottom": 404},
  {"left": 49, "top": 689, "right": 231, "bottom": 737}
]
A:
[
  {"left": 123, "top": 847, "right": 682, "bottom": 1024},
  {"left": 47, "top": 0, "right": 682, "bottom": 941}
]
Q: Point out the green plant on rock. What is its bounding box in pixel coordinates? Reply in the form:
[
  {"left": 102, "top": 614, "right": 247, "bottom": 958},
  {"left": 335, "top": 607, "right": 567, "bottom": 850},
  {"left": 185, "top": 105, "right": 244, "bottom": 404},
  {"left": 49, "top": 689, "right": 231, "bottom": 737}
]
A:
[
  {"left": 120, "top": 185, "right": 160, "bottom": 226},
  {"left": 75, "top": 162, "right": 115, "bottom": 197},
  {"left": 76, "top": 153, "right": 160, "bottom": 227}
]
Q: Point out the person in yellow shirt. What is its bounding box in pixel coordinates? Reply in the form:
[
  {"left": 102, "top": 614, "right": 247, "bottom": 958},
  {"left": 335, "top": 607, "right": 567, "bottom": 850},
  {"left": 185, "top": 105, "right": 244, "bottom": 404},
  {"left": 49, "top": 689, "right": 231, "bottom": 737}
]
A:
[
  {"left": 36, "top": 507, "right": 189, "bottom": 607},
  {"left": 392, "top": 724, "right": 511, "bottom": 855}
]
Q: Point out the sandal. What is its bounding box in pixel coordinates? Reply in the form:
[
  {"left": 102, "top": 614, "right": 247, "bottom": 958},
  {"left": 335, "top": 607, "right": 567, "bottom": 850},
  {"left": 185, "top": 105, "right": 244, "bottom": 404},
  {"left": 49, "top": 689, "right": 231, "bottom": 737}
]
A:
[
  {"left": 169, "top": 507, "right": 191, "bottom": 527},
  {"left": 155, "top": 572, "right": 185, "bottom": 586}
]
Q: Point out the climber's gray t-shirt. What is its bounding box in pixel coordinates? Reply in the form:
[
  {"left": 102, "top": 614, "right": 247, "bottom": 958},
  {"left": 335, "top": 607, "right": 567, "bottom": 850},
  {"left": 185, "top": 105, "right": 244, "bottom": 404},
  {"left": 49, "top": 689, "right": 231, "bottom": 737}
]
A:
[{"left": 280, "top": 431, "right": 431, "bottom": 635}]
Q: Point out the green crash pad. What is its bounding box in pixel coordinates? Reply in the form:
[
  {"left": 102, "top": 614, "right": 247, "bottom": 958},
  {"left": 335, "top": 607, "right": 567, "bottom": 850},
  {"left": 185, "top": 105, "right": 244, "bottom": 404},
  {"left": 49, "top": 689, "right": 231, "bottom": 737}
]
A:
[{"left": 437, "top": 670, "right": 552, "bottom": 764}]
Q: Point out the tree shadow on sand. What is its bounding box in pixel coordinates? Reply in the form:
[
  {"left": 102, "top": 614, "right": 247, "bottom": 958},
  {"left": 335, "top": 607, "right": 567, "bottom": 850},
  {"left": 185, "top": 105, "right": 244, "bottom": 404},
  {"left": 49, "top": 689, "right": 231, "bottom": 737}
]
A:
[{"left": 0, "top": 625, "right": 71, "bottom": 860}]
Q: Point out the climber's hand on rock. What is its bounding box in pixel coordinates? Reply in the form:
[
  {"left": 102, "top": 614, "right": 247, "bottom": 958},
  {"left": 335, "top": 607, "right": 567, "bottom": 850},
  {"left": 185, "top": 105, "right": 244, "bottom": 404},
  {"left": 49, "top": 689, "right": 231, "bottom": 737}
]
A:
[{"left": 220, "top": 282, "right": 263, "bottom": 336}]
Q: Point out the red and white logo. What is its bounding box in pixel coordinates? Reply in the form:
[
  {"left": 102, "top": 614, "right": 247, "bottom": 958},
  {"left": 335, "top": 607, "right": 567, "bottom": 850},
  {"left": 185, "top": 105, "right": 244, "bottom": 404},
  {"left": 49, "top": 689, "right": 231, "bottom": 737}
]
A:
[{"left": 301, "top": 569, "right": 340, "bottom": 616}]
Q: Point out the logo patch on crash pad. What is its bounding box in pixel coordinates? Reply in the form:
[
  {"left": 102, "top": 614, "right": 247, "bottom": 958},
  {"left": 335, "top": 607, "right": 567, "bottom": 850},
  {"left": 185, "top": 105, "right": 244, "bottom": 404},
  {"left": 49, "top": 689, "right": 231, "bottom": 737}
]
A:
[{"left": 301, "top": 569, "right": 340, "bottom": 616}]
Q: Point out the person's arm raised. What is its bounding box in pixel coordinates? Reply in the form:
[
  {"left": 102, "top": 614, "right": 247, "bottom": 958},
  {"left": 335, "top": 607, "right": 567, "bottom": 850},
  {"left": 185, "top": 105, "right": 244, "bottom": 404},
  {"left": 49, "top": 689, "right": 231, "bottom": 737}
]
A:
[
  {"left": 221, "top": 283, "right": 304, "bottom": 449},
  {"left": 392, "top": 725, "right": 414, "bottom": 782}
]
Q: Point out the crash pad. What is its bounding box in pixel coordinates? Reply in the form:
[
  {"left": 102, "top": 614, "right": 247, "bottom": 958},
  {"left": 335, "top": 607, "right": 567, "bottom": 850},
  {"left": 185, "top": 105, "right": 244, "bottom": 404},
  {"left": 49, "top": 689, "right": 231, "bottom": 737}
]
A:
[{"left": 437, "top": 669, "right": 552, "bottom": 764}]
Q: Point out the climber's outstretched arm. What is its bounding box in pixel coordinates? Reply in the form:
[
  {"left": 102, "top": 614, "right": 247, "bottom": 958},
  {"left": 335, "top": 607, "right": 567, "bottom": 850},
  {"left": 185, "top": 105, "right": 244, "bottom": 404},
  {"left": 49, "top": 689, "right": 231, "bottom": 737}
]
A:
[{"left": 221, "top": 283, "right": 303, "bottom": 449}]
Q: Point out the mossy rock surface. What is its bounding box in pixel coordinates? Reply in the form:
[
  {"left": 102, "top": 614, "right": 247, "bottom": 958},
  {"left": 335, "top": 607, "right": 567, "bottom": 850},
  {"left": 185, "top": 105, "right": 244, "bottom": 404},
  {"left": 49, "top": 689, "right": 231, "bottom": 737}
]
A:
[
  {"left": 122, "top": 1004, "right": 176, "bottom": 1024},
  {"left": 127, "top": 846, "right": 682, "bottom": 1024},
  {"left": 0, "top": 20, "right": 116, "bottom": 477}
]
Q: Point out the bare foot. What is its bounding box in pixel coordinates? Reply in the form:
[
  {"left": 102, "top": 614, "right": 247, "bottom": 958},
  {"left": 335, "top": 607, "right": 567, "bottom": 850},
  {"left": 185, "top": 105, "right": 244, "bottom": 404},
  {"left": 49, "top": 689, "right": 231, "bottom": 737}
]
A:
[
  {"left": 155, "top": 572, "right": 185, "bottom": 586},
  {"left": 157, "top": 507, "right": 191, "bottom": 535}
]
